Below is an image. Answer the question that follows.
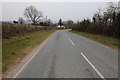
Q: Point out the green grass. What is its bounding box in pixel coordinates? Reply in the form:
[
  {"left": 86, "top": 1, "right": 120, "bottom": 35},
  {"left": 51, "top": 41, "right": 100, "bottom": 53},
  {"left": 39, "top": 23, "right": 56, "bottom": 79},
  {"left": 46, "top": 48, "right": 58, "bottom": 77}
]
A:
[
  {"left": 0, "top": 39, "right": 1, "bottom": 76},
  {"left": 70, "top": 30, "right": 119, "bottom": 49},
  {"left": 2, "top": 29, "right": 56, "bottom": 73}
]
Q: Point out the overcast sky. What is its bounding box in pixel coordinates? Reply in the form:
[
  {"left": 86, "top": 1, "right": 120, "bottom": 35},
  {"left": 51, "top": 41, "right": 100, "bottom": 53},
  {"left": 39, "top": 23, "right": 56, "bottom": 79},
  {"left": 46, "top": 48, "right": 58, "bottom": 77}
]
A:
[{"left": 1, "top": 2, "right": 118, "bottom": 22}]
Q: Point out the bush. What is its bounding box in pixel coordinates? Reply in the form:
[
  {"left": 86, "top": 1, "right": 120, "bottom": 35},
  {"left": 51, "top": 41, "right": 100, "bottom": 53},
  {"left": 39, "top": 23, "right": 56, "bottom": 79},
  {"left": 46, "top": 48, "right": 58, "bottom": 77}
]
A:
[{"left": 1, "top": 22, "right": 53, "bottom": 39}]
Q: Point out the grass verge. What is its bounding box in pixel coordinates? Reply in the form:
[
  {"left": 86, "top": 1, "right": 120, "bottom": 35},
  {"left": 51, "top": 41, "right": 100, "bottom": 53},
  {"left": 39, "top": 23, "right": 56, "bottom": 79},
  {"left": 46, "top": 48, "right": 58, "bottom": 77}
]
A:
[
  {"left": 70, "top": 30, "right": 119, "bottom": 50},
  {"left": 2, "top": 29, "right": 57, "bottom": 73}
]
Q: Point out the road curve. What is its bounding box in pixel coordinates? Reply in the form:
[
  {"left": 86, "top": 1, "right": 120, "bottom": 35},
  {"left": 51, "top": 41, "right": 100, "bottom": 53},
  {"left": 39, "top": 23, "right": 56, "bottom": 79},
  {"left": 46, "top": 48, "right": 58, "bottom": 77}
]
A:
[{"left": 16, "top": 30, "right": 118, "bottom": 78}]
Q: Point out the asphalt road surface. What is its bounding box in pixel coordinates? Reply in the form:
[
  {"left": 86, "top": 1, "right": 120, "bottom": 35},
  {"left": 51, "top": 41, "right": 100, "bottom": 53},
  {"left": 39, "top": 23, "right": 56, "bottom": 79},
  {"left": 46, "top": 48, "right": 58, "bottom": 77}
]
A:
[{"left": 15, "top": 30, "right": 118, "bottom": 78}]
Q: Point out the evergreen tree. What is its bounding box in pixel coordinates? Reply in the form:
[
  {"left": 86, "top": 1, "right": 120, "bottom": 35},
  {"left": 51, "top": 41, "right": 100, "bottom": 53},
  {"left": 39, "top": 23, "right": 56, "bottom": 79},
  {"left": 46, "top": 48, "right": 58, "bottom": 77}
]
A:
[{"left": 58, "top": 18, "right": 62, "bottom": 26}]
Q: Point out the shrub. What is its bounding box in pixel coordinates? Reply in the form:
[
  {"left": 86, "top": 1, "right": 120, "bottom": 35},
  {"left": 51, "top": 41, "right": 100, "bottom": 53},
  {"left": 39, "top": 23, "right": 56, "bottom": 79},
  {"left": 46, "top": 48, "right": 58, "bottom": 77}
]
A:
[{"left": 1, "top": 22, "right": 54, "bottom": 39}]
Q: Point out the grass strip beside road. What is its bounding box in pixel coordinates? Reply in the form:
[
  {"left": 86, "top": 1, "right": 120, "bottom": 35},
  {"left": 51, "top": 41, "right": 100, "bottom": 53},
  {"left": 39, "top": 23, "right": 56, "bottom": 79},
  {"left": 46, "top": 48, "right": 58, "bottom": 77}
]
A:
[
  {"left": 70, "top": 30, "right": 119, "bottom": 50},
  {"left": 2, "top": 29, "right": 56, "bottom": 73}
]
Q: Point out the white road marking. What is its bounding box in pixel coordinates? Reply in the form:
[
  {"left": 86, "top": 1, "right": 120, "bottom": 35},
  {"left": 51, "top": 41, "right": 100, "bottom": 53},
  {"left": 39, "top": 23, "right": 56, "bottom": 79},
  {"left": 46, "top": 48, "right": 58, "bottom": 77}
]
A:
[
  {"left": 13, "top": 33, "right": 53, "bottom": 78},
  {"left": 80, "top": 52, "right": 105, "bottom": 79},
  {"left": 68, "top": 38, "right": 75, "bottom": 46}
]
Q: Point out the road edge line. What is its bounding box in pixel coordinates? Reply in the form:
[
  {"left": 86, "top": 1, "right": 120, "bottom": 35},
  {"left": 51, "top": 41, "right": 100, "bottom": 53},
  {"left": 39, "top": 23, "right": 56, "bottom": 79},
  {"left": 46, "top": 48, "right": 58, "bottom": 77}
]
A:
[{"left": 13, "top": 31, "right": 55, "bottom": 78}]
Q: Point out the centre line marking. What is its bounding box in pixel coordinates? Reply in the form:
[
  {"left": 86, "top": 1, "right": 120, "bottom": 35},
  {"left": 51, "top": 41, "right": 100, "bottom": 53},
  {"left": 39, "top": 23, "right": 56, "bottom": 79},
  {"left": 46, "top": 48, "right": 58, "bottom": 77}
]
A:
[
  {"left": 68, "top": 38, "right": 75, "bottom": 46},
  {"left": 80, "top": 52, "right": 105, "bottom": 79}
]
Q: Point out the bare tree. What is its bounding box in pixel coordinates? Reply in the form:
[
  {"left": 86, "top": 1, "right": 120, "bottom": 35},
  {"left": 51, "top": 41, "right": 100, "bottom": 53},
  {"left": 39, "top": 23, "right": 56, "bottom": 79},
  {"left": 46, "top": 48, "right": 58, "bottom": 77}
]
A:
[
  {"left": 65, "top": 20, "right": 74, "bottom": 29},
  {"left": 18, "top": 17, "right": 25, "bottom": 24},
  {"left": 24, "top": 5, "right": 43, "bottom": 25}
]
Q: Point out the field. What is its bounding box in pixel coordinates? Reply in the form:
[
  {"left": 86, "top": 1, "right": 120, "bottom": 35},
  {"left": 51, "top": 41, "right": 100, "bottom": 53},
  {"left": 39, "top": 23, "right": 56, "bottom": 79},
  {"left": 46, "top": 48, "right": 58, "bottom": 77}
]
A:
[{"left": 70, "top": 30, "right": 119, "bottom": 50}]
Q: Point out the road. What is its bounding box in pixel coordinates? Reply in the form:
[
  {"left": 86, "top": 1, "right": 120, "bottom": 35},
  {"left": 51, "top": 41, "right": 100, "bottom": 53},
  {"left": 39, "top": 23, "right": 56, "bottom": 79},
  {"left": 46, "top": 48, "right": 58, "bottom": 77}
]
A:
[{"left": 15, "top": 30, "right": 118, "bottom": 78}]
